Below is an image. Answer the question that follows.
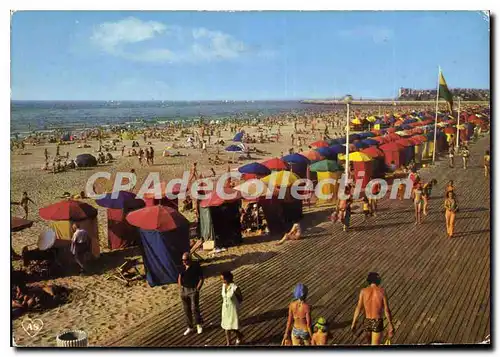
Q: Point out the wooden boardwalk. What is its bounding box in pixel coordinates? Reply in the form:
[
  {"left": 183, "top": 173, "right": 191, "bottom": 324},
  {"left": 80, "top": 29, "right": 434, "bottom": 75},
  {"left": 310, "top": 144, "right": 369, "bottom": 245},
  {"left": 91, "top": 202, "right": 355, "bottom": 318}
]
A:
[{"left": 107, "top": 135, "right": 491, "bottom": 347}]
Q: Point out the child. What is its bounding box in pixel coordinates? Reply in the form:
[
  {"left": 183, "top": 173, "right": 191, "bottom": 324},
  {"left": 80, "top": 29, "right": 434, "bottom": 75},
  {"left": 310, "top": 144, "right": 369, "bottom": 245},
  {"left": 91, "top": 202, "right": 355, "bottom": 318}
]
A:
[
  {"left": 362, "top": 197, "right": 371, "bottom": 222},
  {"left": 311, "top": 317, "right": 329, "bottom": 346}
]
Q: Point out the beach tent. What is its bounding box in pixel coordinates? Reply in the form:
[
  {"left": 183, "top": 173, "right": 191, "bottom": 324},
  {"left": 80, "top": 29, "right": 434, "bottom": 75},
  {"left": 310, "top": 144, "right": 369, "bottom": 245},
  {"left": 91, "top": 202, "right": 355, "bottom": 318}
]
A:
[
  {"left": 315, "top": 147, "right": 339, "bottom": 160},
  {"left": 233, "top": 131, "right": 245, "bottom": 142},
  {"left": 76, "top": 154, "right": 98, "bottom": 168},
  {"left": 394, "top": 138, "right": 415, "bottom": 163},
  {"left": 360, "top": 146, "right": 385, "bottom": 177},
  {"left": 95, "top": 191, "right": 145, "bottom": 250},
  {"left": 60, "top": 132, "right": 71, "bottom": 142},
  {"left": 225, "top": 144, "right": 243, "bottom": 152},
  {"left": 327, "top": 145, "right": 346, "bottom": 160},
  {"left": 39, "top": 200, "right": 100, "bottom": 258},
  {"left": 299, "top": 150, "right": 323, "bottom": 162},
  {"left": 126, "top": 206, "right": 190, "bottom": 287},
  {"left": 261, "top": 157, "right": 289, "bottom": 171},
  {"left": 360, "top": 138, "right": 379, "bottom": 147},
  {"left": 310, "top": 140, "right": 329, "bottom": 148},
  {"left": 238, "top": 162, "right": 271, "bottom": 177},
  {"left": 142, "top": 182, "right": 183, "bottom": 210},
  {"left": 282, "top": 153, "right": 310, "bottom": 178},
  {"left": 261, "top": 171, "right": 300, "bottom": 187},
  {"left": 310, "top": 160, "right": 343, "bottom": 203},
  {"left": 339, "top": 152, "right": 373, "bottom": 188},
  {"left": 198, "top": 188, "right": 243, "bottom": 248},
  {"left": 409, "top": 135, "right": 427, "bottom": 162},
  {"left": 379, "top": 142, "right": 406, "bottom": 169}
]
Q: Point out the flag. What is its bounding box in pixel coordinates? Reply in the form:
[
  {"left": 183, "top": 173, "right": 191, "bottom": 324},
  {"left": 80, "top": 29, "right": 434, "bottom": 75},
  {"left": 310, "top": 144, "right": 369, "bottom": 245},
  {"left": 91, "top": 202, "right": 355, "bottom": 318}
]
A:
[{"left": 438, "top": 70, "right": 453, "bottom": 112}]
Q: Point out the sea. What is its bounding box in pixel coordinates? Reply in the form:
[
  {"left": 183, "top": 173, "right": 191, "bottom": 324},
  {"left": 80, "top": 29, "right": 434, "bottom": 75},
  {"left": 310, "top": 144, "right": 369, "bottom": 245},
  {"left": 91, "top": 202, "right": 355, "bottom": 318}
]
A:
[{"left": 10, "top": 100, "right": 331, "bottom": 134}]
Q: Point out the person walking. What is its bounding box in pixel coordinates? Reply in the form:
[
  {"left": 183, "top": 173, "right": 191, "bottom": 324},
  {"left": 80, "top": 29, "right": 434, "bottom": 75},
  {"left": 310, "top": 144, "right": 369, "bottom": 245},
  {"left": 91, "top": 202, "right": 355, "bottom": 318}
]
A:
[
  {"left": 448, "top": 146, "right": 455, "bottom": 168},
  {"left": 220, "top": 271, "right": 244, "bottom": 345},
  {"left": 413, "top": 180, "right": 424, "bottom": 225},
  {"left": 422, "top": 179, "right": 437, "bottom": 216},
  {"left": 444, "top": 191, "right": 458, "bottom": 239},
  {"left": 178, "top": 252, "right": 204, "bottom": 336},
  {"left": 351, "top": 272, "right": 394, "bottom": 345},
  {"left": 282, "top": 283, "right": 312, "bottom": 346},
  {"left": 460, "top": 146, "right": 470, "bottom": 169},
  {"left": 19, "top": 192, "right": 35, "bottom": 219}
]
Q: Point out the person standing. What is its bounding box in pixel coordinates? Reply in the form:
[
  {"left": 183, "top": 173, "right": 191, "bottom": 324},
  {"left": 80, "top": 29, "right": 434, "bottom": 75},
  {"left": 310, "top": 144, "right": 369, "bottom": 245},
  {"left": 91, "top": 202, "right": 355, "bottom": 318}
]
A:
[
  {"left": 71, "top": 223, "right": 91, "bottom": 274},
  {"left": 338, "top": 186, "right": 353, "bottom": 232},
  {"left": 220, "top": 271, "right": 244, "bottom": 345},
  {"left": 422, "top": 179, "right": 437, "bottom": 216},
  {"left": 369, "top": 181, "right": 381, "bottom": 217},
  {"left": 19, "top": 192, "right": 35, "bottom": 219},
  {"left": 351, "top": 272, "right": 394, "bottom": 345},
  {"left": 484, "top": 150, "right": 490, "bottom": 177},
  {"left": 413, "top": 180, "right": 424, "bottom": 225},
  {"left": 178, "top": 252, "right": 204, "bottom": 336},
  {"left": 444, "top": 191, "right": 458, "bottom": 239},
  {"left": 461, "top": 146, "right": 470, "bottom": 169},
  {"left": 311, "top": 317, "right": 330, "bottom": 346},
  {"left": 448, "top": 146, "right": 455, "bottom": 168},
  {"left": 283, "top": 283, "right": 312, "bottom": 346},
  {"left": 149, "top": 146, "right": 155, "bottom": 165}
]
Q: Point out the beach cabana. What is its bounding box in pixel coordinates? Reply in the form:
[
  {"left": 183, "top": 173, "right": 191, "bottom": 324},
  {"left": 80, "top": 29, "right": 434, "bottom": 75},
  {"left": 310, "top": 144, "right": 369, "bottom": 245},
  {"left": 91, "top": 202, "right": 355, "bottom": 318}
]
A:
[
  {"left": 379, "top": 142, "right": 406, "bottom": 169},
  {"left": 39, "top": 200, "right": 100, "bottom": 258},
  {"left": 299, "top": 150, "right": 323, "bottom": 162},
  {"left": 360, "top": 138, "right": 379, "bottom": 147},
  {"left": 95, "top": 191, "right": 145, "bottom": 250},
  {"left": 76, "top": 154, "right": 97, "bottom": 168},
  {"left": 315, "top": 147, "right": 339, "bottom": 160},
  {"left": 310, "top": 140, "right": 329, "bottom": 148},
  {"left": 282, "top": 153, "right": 310, "bottom": 178},
  {"left": 261, "top": 157, "right": 289, "bottom": 171},
  {"left": 238, "top": 162, "right": 271, "bottom": 181},
  {"left": 233, "top": 131, "right": 245, "bottom": 142},
  {"left": 310, "top": 160, "right": 343, "bottom": 203},
  {"left": 142, "top": 182, "right": 182, "bottom": 210},
  {"left": 394, "top": 138, "right": 415, "bottom": 163},
  {"left": 340, "top": 152, "right": 373, "bottom": 188},
  {"left": 126, "top": 206, "right": 190, "bottom": 287},
  {"left": 360, "top": 146, "right": 385, "bottom": 178},
  {"left": 198, "top": 188, "right": 243, "bottom": 248}
]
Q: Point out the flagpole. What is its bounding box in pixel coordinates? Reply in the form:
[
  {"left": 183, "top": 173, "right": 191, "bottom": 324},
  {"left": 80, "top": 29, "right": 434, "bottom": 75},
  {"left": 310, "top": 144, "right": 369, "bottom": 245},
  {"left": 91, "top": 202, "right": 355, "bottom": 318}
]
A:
[
  {"left": 455, "top": 97, "right": 461, "bottom": 148},
  {"left": 432, "top": 66, "right": 440, "bottom": 165}
]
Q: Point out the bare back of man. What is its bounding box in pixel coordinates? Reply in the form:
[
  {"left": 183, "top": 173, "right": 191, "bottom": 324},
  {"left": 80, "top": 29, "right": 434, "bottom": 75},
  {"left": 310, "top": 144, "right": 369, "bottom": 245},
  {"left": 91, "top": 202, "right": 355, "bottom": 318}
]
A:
[
  {"left": 352, "top": 274, "right": 394, "bottom": 345},
  {"left": 361, "top": 286, "right": 385, "bottom": 344}
]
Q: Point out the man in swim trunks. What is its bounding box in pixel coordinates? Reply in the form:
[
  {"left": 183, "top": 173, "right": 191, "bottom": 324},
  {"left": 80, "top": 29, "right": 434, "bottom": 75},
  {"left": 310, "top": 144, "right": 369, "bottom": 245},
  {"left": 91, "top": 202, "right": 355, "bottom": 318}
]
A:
[{"left": 351, "top": 272, "right": 394, "bottom": 345}]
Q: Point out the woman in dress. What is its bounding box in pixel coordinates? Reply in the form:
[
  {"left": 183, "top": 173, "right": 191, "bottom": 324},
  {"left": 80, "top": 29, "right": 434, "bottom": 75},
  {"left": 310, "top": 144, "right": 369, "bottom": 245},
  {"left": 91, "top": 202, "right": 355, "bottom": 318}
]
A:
[
  {"left": 283, "top": 283, "right": 312, "bottom": 346},
  {"left": 220, "top": 271, "right": 244, "bottom": 345},
  {"left": 444, "top": 191, "right": 458, "bottom": 239}
]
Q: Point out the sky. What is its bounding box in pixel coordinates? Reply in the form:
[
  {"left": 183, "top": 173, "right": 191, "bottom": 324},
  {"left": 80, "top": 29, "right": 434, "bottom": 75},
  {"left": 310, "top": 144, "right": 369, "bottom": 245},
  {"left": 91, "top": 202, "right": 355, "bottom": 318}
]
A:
[{"left": 10, "top": 11, "right": 490, "bottom": 101}]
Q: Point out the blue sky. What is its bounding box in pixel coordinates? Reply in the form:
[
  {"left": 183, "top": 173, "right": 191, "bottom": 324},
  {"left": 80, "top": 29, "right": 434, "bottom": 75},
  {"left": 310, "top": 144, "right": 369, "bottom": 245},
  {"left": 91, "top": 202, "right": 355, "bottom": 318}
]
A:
[{"left": 11, "top": 11, "right": 490, "bottom": 101}]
